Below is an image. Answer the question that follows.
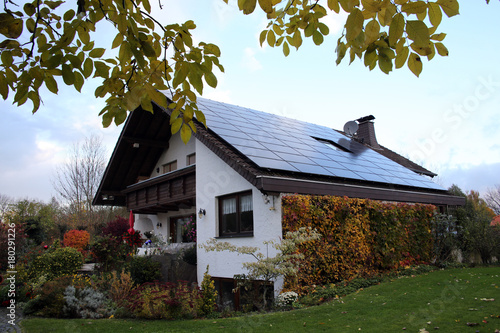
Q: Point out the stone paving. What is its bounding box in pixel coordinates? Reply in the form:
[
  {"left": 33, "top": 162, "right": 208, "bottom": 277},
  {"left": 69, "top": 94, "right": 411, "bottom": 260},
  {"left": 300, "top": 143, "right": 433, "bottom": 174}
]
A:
[{"left": 0, "top": 307, "right": 23, "bottom": 333}]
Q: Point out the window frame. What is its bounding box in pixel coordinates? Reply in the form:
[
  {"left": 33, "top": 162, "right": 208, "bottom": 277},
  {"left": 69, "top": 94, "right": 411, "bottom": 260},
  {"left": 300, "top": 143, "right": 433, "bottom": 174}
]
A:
[
  {"left": 186, "top": 153, "right": 196, "bottom": 166},
  {"left": 162, "top": 160, "right": 177, "bottom": 174},
  {"left": 218, "top": 190, "right": 254, "bottom": 238}
]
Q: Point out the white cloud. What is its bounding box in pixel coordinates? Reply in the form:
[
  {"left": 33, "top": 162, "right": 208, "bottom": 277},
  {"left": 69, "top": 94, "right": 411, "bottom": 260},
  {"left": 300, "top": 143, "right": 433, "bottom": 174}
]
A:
[{"left": 242, "top": 47, "right": 263, "bottom": 71}]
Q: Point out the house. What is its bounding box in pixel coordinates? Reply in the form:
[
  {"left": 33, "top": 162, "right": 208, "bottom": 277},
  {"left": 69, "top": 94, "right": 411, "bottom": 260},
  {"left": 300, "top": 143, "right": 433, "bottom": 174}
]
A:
[{"left": 93, "top": 96, "right": 464, "bottom": 305}]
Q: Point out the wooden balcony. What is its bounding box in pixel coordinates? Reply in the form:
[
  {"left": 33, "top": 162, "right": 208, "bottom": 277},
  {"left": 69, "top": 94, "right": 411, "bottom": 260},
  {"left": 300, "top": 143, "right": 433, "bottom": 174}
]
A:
[{"left": 124, "top": 165, "right": 195, "bottom": 214}]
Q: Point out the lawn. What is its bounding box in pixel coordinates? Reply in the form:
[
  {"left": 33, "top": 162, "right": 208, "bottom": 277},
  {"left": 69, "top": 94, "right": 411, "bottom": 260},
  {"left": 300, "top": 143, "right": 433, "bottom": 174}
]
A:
[{"left": 21, "top": 266, "right": 500, "bottom": 332}]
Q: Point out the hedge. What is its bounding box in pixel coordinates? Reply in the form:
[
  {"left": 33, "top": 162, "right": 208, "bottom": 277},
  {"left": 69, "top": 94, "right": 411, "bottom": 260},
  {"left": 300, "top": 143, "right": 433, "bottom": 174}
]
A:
[{"left": 282, "top": 195, "right": 436, "bottom": 292}]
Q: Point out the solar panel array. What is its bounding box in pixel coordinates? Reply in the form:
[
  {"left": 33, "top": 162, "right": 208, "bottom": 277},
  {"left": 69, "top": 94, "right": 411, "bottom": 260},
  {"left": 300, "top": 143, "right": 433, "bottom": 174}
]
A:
[{"left": 196, "top": 97, "right": 444, "bottom": 191}]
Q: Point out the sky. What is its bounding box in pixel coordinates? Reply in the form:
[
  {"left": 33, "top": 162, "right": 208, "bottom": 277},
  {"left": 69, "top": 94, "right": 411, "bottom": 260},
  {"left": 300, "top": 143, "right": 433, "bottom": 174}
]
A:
[{"left": 1, "top": 0, "right": 499, "bottom": 202}]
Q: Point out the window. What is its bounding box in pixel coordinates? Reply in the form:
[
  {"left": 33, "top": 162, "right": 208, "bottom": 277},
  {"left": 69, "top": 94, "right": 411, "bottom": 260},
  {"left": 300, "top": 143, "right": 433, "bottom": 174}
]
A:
[
  {"left": 312, "top": 137, "right": 351, "bottom": 153},
  {"left": 187, "top": 153, "right": 196, "bottom": 166},
  {"left": 162, "top": 160, "right": 177, "bottom": 173},
  {"left": 218, "top": 191, "right": 253, "bottom": 237}
]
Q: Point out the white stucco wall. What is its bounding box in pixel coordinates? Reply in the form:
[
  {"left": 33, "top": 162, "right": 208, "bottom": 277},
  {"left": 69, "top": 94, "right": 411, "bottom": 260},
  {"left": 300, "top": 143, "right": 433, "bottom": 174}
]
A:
[
  {"left": 150, "top": 132, "right": 196, "bottom": 178},
  {"left": 195, "top": 141, "right": 284, "bottom": 293}
]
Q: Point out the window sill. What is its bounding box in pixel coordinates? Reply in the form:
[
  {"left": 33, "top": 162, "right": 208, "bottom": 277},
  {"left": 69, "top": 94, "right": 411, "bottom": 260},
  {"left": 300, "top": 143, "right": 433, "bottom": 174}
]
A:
[{"left": 216, "top": 234, "right": 254, "bottom": 239}]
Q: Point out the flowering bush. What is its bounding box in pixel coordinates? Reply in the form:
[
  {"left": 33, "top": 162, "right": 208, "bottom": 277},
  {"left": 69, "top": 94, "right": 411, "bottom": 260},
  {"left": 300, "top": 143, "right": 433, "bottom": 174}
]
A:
[
  {"left": 275, "top": 291, "right": 299, "bottom": 308},
  {"left": 29, "top": 247, "right": 83, "bottom": 281},
  {"left": 181, "top": 217, "right": 196, "bottom": 242}
]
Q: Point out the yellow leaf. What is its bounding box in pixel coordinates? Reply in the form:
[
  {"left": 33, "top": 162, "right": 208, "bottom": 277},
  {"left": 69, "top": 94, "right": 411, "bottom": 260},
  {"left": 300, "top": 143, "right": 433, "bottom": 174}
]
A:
[
  {"left": 345, "top": 8, "right": 364, "bottom": 42},
  {"left": 406, "top": 20, "right": 430, "bottom": 48},
  {"left": 283, "top": 41, "right": 290, "bottom": 56},
  {"left": 204, "top": 71, "right": 218, "bottom": 88},
  {"left": 436, "top": 0, "right": 459, "bottom": 17},
  {"left": 428, "top": 3, "right": 442, "bottom": 27},
  {"left": 180, "top": 123, "right": 192, "bottom": 143},
  {"left": 258, "top": 0, "right": 273, "bottom": 13},
  {"left": 267, "top": 29, "right": 276, "bottom": 47},
  {"left": 388, "top": 13, "right": 404, "bottom": 47},
  {"left": 364, "top": 19, "right": 380, "bottom": 45},
  {"left": 395, "top": 46, "right": 409, "bottom": 69},
  {"left": 238, "top": 0, "right": 257, "bottom": 14},
  {"left": 171, "top": 118, "right": 182, "bottom": 134},
  {"left": 430, "top": 33, "right": 446, "bottom": 41},
  {"left": 407, "top": 52, "right": 422, "bottom": 77},
  {"left": 401, "top": 1, "right": 427, "bottom": 14},
  {"left": 328, "top": 0, "right": 340, "bottom": 13},
  {"left": 435, "top": 42, "right": 448, "bottom": 56}
]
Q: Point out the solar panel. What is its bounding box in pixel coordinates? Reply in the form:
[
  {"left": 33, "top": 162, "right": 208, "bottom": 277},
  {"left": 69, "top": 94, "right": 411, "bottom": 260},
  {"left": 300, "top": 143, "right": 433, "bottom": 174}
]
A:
[{"left": 196, "top": 98, "right": 444, "bottom": 191}]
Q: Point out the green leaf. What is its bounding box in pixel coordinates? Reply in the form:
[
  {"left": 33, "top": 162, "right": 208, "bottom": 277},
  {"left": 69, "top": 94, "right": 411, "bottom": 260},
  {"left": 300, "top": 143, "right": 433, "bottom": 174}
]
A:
[
  {"left": 408, "top": 52, "right": 422, "bottom": 77},
  {"left": 312, "top": 31, "right": 323, "bottom": 45},
  {"left": 0, "top": 74, "right": 9, "bottom": 99},
  {"left": 364, "top": 49, "right": 377, "bottom": 68},
  {"left": 327, "top": 0, "right": 340, "bottom": 13},
  {"left": 258, "top": 0, "right": 273, "bottom": 13},
  {"left": 430, "top": 33, "right": 446, "bottom": 41},
  {"left": 204, "top": 43, "right": 221, "bottom": 57},
  {"left": 437, "top": 0, "right": 459, "bottom": 17},
  {"left": 89, "top": 48, "right": 105, "bottom": 58},
  {"left": 365, "top": 19, "right": 380, "bottom": 45},
  {"left": 73, "top": 71, "right": 84, "bottom": 92},
  {"left": 204, "top": 71, "right": 218, "bottom": 88},
  {"left": 45, "top": 74, "right": 59, "bottom": 94},
  {"left": 345, "top": 8, "right": 364, "bottom": 42},
  {"left": 259, "top": 30, "right": 267, "bottom": 46},
  {"left": 0, "top": 14, "right": 23, "bottom": 39},
  {"left": 267, "top": 29, "right": 276, "bottom": 47},
  {"left": 388, "top": 13, "right": 404, "bottom": 48},
  {"left": 283, "top": 41, "right": 290, "bottom": 56},
  {"left": 62, "top": 64, "right": 75, "bottom": 85},
  {"left": 23, "top": 3, "right": 36, "bottom": 16},
  {"left": 238, "top": 0, "right": 257, "bottom": 14},
  {"left": 112, "top": 33, "right": 123, "bottom": 49},
  {"left": 83, "top": 58, "right": 93, "bottom": 78},
  {"left": 195, "top": 109, "right": 206, "bottom": 126},
  {"left": 94, "top": 61, "right": 110, "bottom": 78},
  {"left": 406, "top": 20, "right": 430, "bottom": 48},
  {"left": 1, "top": 50, "right": 13, "bottom": 67},
  {"left": 63, "top": 9, "right": 75, "bottom": 21}
]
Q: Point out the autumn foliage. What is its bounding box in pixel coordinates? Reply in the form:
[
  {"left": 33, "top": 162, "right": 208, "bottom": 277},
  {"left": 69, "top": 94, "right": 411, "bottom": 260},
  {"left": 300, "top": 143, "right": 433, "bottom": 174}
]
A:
[
  {"left": 63, "top": 230, "right": 90, "bottom": 252},
  {"left": 282, "top": 195, "right": 436, "bottom": 292}
]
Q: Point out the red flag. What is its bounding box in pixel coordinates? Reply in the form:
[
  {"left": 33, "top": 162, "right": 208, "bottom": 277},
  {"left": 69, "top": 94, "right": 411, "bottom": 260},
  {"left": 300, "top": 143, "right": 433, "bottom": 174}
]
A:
[{"left": 128, "top": 210, "right": 135, "bottom": 234}]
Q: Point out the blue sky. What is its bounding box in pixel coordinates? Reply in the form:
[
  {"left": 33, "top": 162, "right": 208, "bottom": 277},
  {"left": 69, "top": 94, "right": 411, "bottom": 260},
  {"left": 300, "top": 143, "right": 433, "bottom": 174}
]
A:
[{"left": 1, "top": 0, "right": 499, "bottom": 201}]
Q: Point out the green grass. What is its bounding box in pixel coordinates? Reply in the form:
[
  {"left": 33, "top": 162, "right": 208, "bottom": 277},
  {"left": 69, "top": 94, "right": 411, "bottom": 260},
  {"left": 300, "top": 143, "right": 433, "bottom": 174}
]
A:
[{"left": 21, "top": 266, "right": 500, "bottom": 332}]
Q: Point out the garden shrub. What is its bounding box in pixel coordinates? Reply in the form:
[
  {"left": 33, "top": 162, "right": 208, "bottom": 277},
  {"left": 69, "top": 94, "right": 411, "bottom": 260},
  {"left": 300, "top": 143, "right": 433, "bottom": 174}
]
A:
[
  {"left": 63, "top": 286, "right": 114, "bottom": 318},
  {"left": 102, "top": 216, "right": 130, "bottom": 239},
  {"left": 199, "top": 266, "right": 217, "bottom": 316},
  {"left": 90, "top": 235, "right": 128, "bottom": 272},
  {"left": 282, "top": 195, "right": 436, "bottom": 292},
  {"left": 127, "top": 281, "right": 201, "bottom": 319},
  {"left": 108, "top": 270, "right": 136, "bottom": 307},
  {"left": 63, "top": 229, "right": 90, "bottom": 252},
  {"left": 23, "top": 276, "right": 73, "bottom": 317},
  {"left": 29, "top": 247, "right": 83, "bottom": 281},
  {"left": 182, "top": 244, "right": 197, "bottom": 265},
  {"left": 128, "top": 256, "right": 162, "bottom": 285}
]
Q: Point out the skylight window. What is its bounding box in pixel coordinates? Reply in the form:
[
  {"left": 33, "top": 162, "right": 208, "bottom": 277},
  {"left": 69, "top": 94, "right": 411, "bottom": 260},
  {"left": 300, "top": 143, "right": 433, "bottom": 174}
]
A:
[{"left": 313, "top": 137, "right": 351, "bottom": 153}]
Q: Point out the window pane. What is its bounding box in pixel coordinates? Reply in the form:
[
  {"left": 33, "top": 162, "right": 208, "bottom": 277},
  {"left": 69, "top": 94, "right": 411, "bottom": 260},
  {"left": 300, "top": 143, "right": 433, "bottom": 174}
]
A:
[
  {"left": 240, "top": 194, "right": 252, "bottom": 212},
  {"left": 222, "top": 212, "right": 237, "bottom": 234},
  {"left": 240, "top": 210, "right": 253, "bottom": 232},
  {"left": 222, "top": 197, "right": 236, "bottom": 214}
]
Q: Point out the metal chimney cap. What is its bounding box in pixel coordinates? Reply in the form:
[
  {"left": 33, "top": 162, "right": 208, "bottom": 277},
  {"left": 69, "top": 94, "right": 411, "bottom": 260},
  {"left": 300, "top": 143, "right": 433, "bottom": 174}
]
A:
[{"left": 356, "top": 115, "right": 375, "bottom": 123}]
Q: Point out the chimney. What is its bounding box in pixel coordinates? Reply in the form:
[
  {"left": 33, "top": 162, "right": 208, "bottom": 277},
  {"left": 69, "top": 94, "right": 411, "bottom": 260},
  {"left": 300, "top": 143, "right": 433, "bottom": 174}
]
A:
[{"left": 356, "top": 115, "right": 380, "bottom": 149}]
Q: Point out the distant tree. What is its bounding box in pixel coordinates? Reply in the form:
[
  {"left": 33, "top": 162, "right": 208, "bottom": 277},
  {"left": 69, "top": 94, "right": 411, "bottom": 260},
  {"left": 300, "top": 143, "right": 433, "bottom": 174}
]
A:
[
  {"left": 449, "top": 185, "right": 497, "bottom": 263},
  {"left": 1, "top": 0, "right": 460, "bottom": 142},
  {"left": 0, "top": 193, "right": 13, "bottom": 223},
  {"left": 485, "top": 184, "right": 500, "bottom": 215},
  {"left": 52, "top": 134, "right": 107, "bottom": 233}
]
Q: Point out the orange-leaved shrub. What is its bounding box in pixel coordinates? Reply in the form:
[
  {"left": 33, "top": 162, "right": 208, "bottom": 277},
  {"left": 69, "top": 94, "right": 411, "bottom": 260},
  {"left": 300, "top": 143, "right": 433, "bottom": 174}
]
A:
[
  {"left": 282, "top": 195, "right": 435, "bottom": 293},
  {"left": 63, "top": 229, "right": 90, "bottom": 252}
]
